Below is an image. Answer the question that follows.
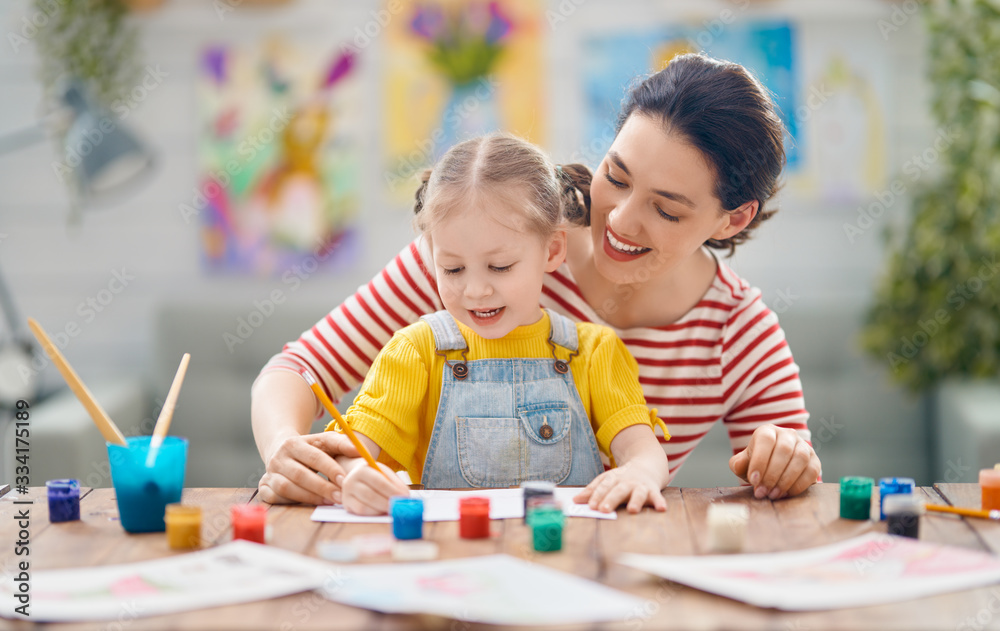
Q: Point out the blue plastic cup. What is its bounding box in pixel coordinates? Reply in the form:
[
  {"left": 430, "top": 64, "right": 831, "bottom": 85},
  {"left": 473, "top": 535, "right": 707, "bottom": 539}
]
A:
[{"left": 107, "top": 436, "right": 188, "bottom": 533}]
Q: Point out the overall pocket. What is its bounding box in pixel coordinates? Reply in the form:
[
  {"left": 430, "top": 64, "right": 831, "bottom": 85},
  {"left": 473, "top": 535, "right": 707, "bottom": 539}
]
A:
[
  {"left": 518, "top": 403, "right": 572, "bottom": 484},
  {"left": 456, "top": 417, "right": 522, "bottom": 488},
  {"left": 456, "top": 404, "right": 574, "bottom": 487}
]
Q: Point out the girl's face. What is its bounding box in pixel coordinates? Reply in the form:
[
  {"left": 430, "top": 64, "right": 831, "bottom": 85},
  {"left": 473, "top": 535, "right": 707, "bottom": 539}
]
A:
[
  {"left": 429, "top": 198, "right": 566, "bottom": 340},
  {"left": 588, "top": 114, "right": 757, "bottom": 286}
]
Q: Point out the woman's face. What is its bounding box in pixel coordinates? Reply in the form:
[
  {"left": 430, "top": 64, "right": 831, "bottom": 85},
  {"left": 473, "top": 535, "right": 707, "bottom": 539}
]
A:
[{"left": 588, "top": 113, "right": 750, "bottom": 286}]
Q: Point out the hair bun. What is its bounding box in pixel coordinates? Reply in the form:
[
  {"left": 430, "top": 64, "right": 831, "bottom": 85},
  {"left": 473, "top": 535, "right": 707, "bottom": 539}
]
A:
[
  {"left": 413, "top": 169, "right": 433, "bottom": 215},
  {"left": 556, "top": 163, "right": 593, "bottom": 227}
]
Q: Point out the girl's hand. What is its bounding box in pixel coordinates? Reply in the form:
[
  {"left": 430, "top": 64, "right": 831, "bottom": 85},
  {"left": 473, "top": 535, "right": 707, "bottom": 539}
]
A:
[
  {"left": 573, "top": 462, "right": 668, "bottom": 514},
  {"left": 341, "top": 462, "right": 411, "bottom": 516},
  {"left": 728, "top": 424, "right": 821, "bottom": 500},
  {"left": 258, "top": 432, "right": 360, "bottom": 505}
]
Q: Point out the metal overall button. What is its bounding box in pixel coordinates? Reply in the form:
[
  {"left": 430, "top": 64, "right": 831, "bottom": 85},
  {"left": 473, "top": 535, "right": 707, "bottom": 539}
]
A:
[
  {"left": 452, "top": 363, "right": 469, "bottom": 380},
  {"left": 553, "top": 360, "right": 569, "bottom": 374}
]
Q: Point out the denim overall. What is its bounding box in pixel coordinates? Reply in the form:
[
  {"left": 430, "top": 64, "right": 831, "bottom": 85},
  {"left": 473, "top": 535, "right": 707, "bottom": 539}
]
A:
[{"left": 419, "top": 309, "right": 604, "bottom": 489}]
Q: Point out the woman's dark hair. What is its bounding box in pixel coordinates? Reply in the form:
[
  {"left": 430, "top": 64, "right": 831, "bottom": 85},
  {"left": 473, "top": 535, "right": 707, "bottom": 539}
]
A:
[{"left": 615, "top": 53, "right": 786, "bottom": 255}]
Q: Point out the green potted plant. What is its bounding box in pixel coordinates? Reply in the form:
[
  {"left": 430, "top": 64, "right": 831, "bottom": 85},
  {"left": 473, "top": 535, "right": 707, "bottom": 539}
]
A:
[
  {"left": 862, "top": 0, "right": 1000, "bottom": 392},
  {"left": 32, "top": 0, "right": 143, "bottom": 110}
]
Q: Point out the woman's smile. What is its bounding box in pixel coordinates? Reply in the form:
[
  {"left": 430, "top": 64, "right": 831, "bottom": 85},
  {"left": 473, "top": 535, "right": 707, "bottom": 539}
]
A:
[{"left": 603, "top": 225, "right": 652, "bottom": 261}]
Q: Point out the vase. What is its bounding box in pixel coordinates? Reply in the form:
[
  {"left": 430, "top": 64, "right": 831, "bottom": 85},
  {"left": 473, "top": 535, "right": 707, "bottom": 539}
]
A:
[{"left": 436, "top": 79, "right": 501, "bottom": 160}]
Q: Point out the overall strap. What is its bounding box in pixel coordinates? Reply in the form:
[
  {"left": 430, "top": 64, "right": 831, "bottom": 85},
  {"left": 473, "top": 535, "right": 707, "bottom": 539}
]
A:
[
  {"left": 545, "top": 308, "right": 579, "bottom": 353},
  {"left": 419, "top": 310, "right": 468, "bottom": 352}
]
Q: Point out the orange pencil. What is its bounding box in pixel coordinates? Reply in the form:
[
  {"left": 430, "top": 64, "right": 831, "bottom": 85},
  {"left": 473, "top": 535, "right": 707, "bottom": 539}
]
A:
[
  {"left": 302, "top": 372, "right": 394, "bottom": 484},
  {"left": 925, "top": 504, "right": 1000, "bottom": 520}
]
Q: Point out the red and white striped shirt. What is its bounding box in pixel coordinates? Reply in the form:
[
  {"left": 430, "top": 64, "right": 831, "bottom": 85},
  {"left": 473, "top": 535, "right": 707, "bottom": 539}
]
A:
[{"left": 259, "top": 238, "right": 811, "bottom": 482}]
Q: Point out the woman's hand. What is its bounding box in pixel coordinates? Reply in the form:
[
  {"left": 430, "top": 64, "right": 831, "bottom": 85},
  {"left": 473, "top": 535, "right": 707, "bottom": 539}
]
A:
[
  {"left": 341, "top": 462, "right": 411, "bottom": 516},
  {"left": 257, "top": 432, "right": 360, "bottom": 505},
  {"left": 574, "top": 461, "right": 668, "bottom": 513},
  {"left": 729, "top": 424, "right": 821, "bottom": 500}
]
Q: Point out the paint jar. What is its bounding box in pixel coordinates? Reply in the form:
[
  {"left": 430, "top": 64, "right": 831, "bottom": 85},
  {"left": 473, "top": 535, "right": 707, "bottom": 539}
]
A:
[
  {"left": 390, "top": 497, "right": 424, "bottom": 540},
  {"left": 878, "top": 477, "right": 915, "bottom": 521},
  {"left": 458, "top": 497, "right": 490, "bottom": 539},
  {"left": 884, "top": 494, "right": 924, "bottom": 539},
  {"left": 980, "top": 469, "right": 1000, "bottom": 511},
  {"left": 520, "top": 480, "right": 555, "bottom": 524},
  {"left": 107, "top": 436, "right": 188, "bottom": 533},
  {"left": 231, "top": 504, "right": 267, "bottom": 544},
  {"left": 525, "top": 495, "right": 560, "bottom": 526},
  {"left": 839, "top": 477, "right": 874, "bottom": 520},
  {"left": 529, "top": 504, "right": 564, "bottom": 552},
  {"left": 46, "top": 479, "right": 80, "bottom": 523},
  {"left": 706, "top": 503, "right": 750, "bottom": 553},
  {"left": 392, "top": 540, "right": 439, "bottom": 562},
  {"left": 165, "top": 504, "right": 202, "bottom": 550}
]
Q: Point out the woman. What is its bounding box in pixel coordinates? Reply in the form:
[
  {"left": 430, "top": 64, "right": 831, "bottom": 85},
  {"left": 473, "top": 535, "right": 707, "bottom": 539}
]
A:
[{"left": 251, "top": 54, "right": 821, "bottom": 506}]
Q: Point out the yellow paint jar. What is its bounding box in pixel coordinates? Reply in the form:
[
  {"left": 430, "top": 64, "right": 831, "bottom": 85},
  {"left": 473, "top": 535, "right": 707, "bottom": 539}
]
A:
[{"left": 165, "top": 503, "right": 202, "bottom": 550}]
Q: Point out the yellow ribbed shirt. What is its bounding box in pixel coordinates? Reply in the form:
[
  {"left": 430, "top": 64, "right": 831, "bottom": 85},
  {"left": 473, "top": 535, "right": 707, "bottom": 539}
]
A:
[{"left": 326, "top": 311, "right": 665, "bottom": 484}]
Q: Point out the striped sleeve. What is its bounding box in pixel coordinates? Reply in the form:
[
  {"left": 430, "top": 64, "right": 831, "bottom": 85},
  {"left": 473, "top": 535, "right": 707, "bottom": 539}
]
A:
[
  {"left": 254, "top": 237, "right": 442, "bottom": 409},
  {"left": 720, "top": 287, "right": 810, "bottom": 455}
]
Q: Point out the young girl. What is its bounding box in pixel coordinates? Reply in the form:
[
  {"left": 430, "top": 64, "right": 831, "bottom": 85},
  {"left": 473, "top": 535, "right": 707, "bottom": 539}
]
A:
[{"left": 333, "top": 134, "right": 671, "bottom": 516}]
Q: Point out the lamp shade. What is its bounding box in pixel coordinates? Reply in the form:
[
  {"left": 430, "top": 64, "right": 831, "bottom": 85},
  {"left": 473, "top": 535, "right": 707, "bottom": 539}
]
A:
[{"left": 59, "top": 81, "right": 154, "bottom": 201}]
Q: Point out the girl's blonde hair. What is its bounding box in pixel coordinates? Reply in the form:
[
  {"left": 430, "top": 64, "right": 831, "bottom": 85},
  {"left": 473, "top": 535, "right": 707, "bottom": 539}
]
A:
[{"left": 413, "top": 133, "right": 590, "bottom": 238}]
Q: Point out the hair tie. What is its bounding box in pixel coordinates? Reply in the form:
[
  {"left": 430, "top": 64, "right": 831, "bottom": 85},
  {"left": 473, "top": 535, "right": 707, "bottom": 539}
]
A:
[{"left": 555, "top": 165, "right": 562, "bottom": 173}]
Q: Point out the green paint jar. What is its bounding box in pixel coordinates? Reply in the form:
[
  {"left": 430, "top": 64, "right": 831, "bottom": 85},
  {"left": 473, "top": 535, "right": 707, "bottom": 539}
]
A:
[
  {"left": 840, "top": 476, "right": 874, "bottom": 520},
  {"left": 529, "top": 505, "right": 564, "bottom": 553}
]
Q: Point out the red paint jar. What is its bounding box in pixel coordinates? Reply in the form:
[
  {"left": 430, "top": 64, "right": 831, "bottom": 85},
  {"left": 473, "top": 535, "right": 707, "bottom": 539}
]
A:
[
  {"left": 231, "top": 504, "right": 267, "bottom": 544},
  {"left": 458, "top": 497, "right": 490, "bottom": 539}
]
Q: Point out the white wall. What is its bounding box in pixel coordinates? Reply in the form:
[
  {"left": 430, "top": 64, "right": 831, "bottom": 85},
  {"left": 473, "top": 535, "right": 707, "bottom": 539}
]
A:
[{"left": 0, "top": 0, "right": 937, "bottom": 481}]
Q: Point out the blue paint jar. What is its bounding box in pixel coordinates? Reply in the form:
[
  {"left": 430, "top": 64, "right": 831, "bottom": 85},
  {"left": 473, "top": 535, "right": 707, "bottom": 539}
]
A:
[
  {"left": 46, "top": 479, "right": 81, "bottom": 522},
  {"left": 878, "top": 477, "right": 915, "bottom": 520},
  {"left": 390, "top": 497, "right": 423, "bottom": 540}
]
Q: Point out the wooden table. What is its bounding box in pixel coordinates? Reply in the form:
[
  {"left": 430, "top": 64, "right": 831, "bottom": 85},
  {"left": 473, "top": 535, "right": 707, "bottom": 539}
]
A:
[{"left": 3, "top": 483, "right": 1000, "bottom": 630}]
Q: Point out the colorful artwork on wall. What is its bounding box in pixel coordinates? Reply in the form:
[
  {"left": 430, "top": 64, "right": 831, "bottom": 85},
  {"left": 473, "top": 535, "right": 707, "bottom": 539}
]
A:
[
  {"left": 583, "top": 20, "right": 801, "bottom": 170},
  {"left": 792, "top": 21, "right": 889, "bottom": 202},
  {"left": 196, "top": 37, "right": 362, "bottom": 275},
  {"left": 382, "top": 0, "right": 545, "bottom": 199}
]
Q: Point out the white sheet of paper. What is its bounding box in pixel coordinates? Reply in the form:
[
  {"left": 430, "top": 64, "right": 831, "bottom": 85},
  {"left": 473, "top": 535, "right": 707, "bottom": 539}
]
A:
[
  {"left": 0, "top": 541, "right": 333, "bottom": 621},
  {"left": 310, "top": 487, "right": 616, "bottom": 523},
  {"left": 321, "top": 553, "right": 644, "bottom": 625},
  {"left": 620, "top": 533, "right": 1000, "bottom": 611}
]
